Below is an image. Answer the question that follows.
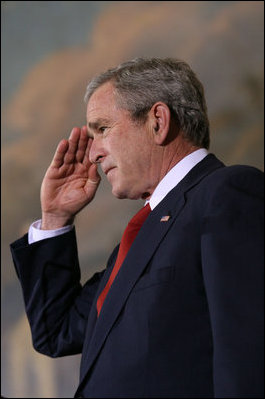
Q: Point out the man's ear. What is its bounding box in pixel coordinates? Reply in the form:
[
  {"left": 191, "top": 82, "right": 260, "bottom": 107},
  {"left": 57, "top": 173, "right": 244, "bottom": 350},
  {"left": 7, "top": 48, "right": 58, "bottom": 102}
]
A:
[{"left": 149, "top": 102, "right": 171, "bottom": 145}]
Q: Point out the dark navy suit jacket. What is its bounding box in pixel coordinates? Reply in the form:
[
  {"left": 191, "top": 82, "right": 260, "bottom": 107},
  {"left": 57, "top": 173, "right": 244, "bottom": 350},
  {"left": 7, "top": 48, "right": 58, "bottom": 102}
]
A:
[{"left": 11, "top": 154, "right": 264, "bottom": 398}]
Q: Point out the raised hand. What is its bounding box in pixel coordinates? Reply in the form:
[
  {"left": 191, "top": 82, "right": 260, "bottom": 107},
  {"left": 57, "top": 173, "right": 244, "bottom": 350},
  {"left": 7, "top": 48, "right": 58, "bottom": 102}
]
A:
[{"left": 40, "top": 126, "right": 101, "bottom": 229}]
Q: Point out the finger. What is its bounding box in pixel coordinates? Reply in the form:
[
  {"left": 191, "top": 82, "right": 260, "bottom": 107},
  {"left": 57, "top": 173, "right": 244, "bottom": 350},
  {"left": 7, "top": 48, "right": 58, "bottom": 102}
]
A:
[
  {"left": 64, "top": 127, "right": 80, "bottom": 164},
  {"left": 76, "top": 126, "right": 89, "bottom": 163},
  {"left": 83, "top": 137, "right": 93, "bottom": 167},
  {"left": 88, "top": 163, "right": 101, "bottom": 184},
  {"left": 84, "top": 164, "right": 101, "bottom": 197},
  {"left": 50, "top": 139, "right": 69, "bottom": 169}
]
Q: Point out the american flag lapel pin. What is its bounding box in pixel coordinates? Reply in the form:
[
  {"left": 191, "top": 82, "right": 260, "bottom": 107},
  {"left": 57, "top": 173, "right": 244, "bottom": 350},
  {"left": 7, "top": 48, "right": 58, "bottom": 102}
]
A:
[{"left": 160, "top": 214, "right": 171, "bottom": 222}]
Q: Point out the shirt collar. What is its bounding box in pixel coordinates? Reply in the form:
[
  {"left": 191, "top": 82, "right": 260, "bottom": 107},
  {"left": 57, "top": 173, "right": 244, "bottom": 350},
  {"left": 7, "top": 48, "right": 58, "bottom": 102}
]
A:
[{"left": 145, "top": 148, "right": 208, "bottom": 210}]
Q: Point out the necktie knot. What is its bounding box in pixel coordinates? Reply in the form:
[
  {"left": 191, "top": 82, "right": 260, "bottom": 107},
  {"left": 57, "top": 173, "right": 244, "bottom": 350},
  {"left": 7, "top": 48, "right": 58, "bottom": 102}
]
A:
[{"left": 128, "top": 202, "right": 151, "bottom": 226}]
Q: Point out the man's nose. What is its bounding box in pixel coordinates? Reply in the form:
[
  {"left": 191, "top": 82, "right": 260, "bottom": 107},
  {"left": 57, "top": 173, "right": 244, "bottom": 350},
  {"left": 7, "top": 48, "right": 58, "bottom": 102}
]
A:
[{"left": 89, "top": 138, "right": 105, "bottom": 164}]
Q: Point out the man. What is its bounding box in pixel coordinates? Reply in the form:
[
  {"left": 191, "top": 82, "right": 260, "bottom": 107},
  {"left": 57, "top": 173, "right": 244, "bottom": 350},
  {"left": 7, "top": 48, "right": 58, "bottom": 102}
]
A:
[{"left": 11, "top": 58, "right": 264, "bottom": 398}]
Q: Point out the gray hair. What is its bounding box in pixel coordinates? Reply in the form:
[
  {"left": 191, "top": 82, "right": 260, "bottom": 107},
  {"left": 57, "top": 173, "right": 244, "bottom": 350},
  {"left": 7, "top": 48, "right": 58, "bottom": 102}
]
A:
[{"left": 84, "top": 58, "right": 210, "bottom": 149}]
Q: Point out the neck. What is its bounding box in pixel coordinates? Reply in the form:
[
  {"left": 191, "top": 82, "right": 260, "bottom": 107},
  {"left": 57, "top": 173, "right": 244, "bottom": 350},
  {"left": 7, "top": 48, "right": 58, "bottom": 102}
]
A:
[
  {"left": 142, "top": 139, "right": 202, "bottom": 200},
  {"left": 159, "top": 139, "right": 201, "bottom": 181}
]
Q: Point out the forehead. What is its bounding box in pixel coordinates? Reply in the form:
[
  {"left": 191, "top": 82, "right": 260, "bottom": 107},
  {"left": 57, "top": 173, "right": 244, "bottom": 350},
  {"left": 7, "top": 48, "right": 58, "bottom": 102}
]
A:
[{"left": 86, "top": 82, "right": 119, "bottom": 121}]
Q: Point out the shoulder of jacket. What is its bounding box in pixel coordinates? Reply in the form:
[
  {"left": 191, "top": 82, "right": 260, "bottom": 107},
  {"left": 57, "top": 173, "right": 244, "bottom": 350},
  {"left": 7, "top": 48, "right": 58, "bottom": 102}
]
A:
[
  {"left": 198, "top": 163, "right": 264, "bottom": 208},
  {"left": 204, "top": 163, "right": 263, "bottom": 186}
]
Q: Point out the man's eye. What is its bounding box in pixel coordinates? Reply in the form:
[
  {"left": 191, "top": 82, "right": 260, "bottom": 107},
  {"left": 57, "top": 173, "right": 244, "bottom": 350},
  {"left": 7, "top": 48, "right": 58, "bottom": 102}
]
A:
[{"left": 99, "top": 127, "right": 107, "bottom": 133}]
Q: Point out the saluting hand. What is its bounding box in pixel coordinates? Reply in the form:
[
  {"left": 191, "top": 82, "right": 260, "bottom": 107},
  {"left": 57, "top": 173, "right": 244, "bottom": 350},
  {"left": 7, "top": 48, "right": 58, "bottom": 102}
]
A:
[{"left": 40, "top": 126, "right": 100, "bottom": 229}]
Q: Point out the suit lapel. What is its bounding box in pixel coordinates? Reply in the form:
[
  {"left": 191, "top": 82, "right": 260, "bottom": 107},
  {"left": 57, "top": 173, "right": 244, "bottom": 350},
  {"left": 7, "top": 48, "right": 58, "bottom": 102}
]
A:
[{"left": 78, "top": 153, "right": 224, "bottom": 389}]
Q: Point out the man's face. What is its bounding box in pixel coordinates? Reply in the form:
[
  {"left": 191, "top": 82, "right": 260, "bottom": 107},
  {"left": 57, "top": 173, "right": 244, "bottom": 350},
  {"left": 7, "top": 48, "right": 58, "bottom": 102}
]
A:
[{"left": 86, "top": 82, "right": 158, "bottom": 200}]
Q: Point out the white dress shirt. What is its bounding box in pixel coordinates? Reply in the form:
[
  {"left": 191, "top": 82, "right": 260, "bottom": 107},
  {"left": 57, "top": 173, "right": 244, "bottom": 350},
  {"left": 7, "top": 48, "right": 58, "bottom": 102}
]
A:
[{"left": 28, "top": 148, "right": 208, "bottom": 244}]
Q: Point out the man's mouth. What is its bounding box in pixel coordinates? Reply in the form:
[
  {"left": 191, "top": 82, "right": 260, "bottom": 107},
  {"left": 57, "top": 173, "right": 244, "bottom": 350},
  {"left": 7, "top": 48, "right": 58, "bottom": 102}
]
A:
[{"left": 104, "top": 167, "right": 115, "bottom": 176}]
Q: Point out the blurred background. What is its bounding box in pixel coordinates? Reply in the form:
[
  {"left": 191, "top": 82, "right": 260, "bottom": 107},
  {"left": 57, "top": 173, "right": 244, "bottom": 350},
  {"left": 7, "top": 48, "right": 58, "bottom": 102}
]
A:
[{"left": 1, "top": 1, "right": 264, "bottom": 397}]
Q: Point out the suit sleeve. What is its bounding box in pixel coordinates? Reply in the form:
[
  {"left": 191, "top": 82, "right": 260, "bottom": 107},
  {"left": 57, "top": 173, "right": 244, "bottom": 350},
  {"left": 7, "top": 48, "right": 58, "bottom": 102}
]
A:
[
  {"left": 10, "top": 228, "right": 111, "bottom": 358},
  {"left": 201, "top": 167, "right": 264, "bottom": 398}
]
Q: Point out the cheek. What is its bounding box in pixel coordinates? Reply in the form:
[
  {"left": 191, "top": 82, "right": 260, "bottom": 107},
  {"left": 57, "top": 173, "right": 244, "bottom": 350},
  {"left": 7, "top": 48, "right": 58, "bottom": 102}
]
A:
[
  {"left": 122, "top": 152, "right": 148, "bottom": 184},
  {"left": 111, "top": 129, "right": 150, "bottom": 173}
]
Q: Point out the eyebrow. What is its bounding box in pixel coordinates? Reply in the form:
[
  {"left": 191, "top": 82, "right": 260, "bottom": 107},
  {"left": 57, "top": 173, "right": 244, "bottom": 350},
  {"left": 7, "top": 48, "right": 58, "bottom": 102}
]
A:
[
  {"left": 86, "top": 118, "right": 111, "bottom": 138},
  {"left": 87, "top": 118, "right": 110, "bottom": 131}
]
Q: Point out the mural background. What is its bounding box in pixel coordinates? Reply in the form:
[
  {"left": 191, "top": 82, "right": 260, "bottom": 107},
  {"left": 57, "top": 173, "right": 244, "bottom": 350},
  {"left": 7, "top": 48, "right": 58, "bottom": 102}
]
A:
[{"left": 1, "top": 1, "right": 264, "bottom": 397}]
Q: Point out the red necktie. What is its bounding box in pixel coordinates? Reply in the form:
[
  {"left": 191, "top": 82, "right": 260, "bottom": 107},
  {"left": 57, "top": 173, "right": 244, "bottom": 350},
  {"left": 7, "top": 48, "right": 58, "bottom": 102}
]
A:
[{"left": 96, "top": 203, "right": 151, "bottom": 316}]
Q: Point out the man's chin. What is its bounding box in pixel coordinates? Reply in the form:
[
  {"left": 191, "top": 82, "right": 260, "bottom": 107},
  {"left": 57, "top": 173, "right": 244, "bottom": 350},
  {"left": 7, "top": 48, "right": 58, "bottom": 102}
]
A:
[
  {"left": 111, "top": 185, "right": 142, "bottom": 200},
  {"left": 112, "top": 189, "right": 127, "bottom": 199}
]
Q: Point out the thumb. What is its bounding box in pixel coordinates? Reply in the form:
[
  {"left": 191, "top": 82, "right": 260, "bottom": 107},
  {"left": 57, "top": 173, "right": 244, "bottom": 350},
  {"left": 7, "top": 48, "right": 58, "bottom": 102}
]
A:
[
  {"left": 84, "top": 164, "right": 101, "bottom": 197},
  {"left": 88, "top": 163, "right": 101, "bottom": 184}
]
